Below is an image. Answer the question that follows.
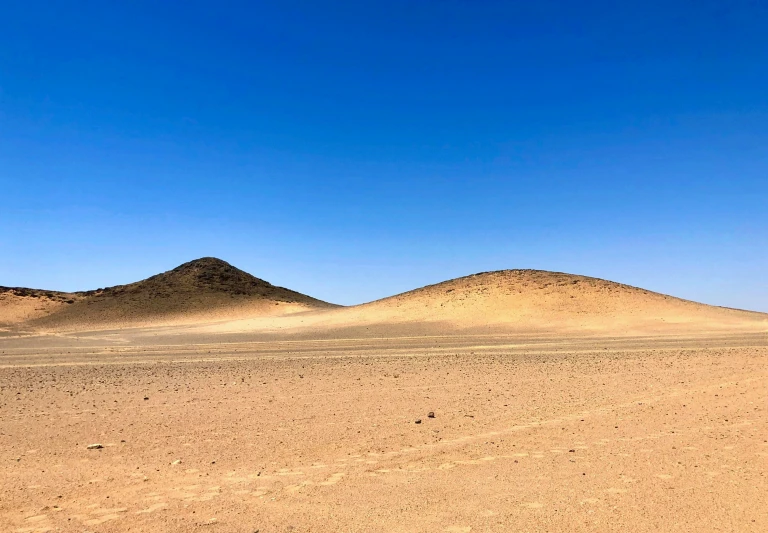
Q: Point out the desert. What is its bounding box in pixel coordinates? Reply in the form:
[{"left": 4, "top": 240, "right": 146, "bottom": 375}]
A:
[
  {"left": 5, "top": 3, "right": 767, "bottom": 531},
  {"left": 1, "top": 258, "right": 766, "bottom": 532}
]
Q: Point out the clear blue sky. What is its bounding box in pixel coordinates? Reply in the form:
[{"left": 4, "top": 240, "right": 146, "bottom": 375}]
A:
[{"left": 1, "top": 1, "right": 767, "bottom": 310}]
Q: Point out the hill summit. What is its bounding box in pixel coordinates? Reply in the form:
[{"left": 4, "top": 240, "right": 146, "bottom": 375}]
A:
[{"left": 119, "top": 257, "right": 307, "bottom": 299}]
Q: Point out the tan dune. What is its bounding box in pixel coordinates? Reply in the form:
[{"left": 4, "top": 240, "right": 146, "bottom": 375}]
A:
[
  {"left": 356, "top": 269, "right": 767, "bottom": 332},
  {"left": 200, "top": 269, "right": 767, "bottom": 338},
  {"left": 0, "top": 287, "right": 83, "bottom": 327}
]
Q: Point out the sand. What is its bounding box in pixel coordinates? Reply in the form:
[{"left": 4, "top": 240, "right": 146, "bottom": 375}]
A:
[
  {"left": 0, "top": 289, "right": 82, "bottom": 327},
  {"left": 2, "top": 261, "right": 767, "bottom": 531}
]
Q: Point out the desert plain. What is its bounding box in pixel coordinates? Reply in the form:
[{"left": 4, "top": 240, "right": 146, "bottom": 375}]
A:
[{"left": 1, "top": 258, "right": 767, "bottom": 532}]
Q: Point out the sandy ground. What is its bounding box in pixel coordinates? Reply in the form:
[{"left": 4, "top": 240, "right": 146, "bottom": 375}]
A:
[{"left": 2, "top": 331, "right": 767, "bottom": 532}]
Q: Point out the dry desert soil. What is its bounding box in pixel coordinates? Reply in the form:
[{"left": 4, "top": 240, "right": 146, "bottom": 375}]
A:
[{"left": 1, "top": 258, "right": 767, "bottom": 532}]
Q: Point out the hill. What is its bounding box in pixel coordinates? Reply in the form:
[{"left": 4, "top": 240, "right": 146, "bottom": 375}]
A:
[
  {"left": 344, "top": 269, "right": 767, "bottom": 334},
  {"left": 24, "top": 258, "right": 335, "bottom": 330},
  {"left": 205, "top": 269, "right": 767, "bottom": 338}
]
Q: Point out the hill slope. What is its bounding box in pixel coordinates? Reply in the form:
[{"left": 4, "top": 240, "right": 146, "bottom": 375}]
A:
[{"left": 28, "top": 258, "right": 335, "bottom": 330}]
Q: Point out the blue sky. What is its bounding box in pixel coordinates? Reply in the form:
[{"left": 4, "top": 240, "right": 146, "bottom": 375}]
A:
[{"left": 1, "top": 1, "right": 767, "bottom": 310}]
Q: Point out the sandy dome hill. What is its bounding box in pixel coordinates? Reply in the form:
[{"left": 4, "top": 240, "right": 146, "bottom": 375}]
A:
[
  {"left": 345, "top": 269, "right": 767, "bottom": 334},
  {"left": 0, "top": 287, "right": 85, "bottom": 327},
  {"left": 30, "top": 257, "right": 336, "bottom": 330}
]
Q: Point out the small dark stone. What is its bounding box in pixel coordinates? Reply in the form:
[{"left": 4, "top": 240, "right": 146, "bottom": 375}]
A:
[
  {"left": 569, "top": 449, "right": 575, "bottom": 452},
  {"left": 427, "top": 411, "right": 435, "bottom": 418},
  {"left": 144, "top": 397, "right": 149, "bottom": 400},
  {"left": 415, "top": 419, "right": 422, "bottom": 424}
]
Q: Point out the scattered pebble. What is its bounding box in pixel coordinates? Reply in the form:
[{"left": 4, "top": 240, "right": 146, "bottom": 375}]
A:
[
  {"left": 87, "top": 444, "right": 103, "bottom": 450},
  {"left": 415, "top": 419, "right": 422, "bottom": 424},
  {"left": 428, "top": 411, "right": 435, "bottom": 418}
]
